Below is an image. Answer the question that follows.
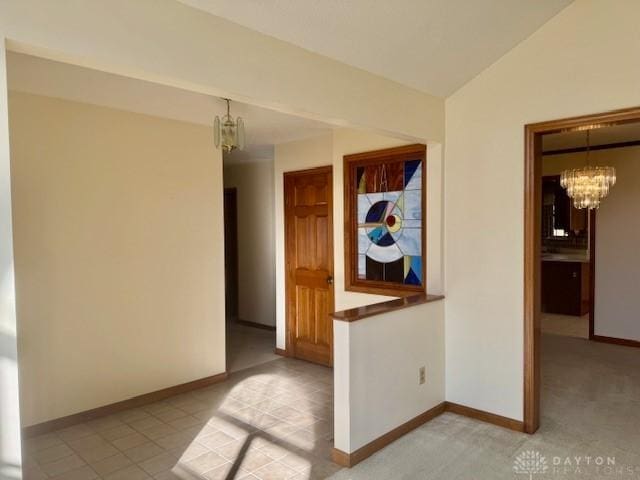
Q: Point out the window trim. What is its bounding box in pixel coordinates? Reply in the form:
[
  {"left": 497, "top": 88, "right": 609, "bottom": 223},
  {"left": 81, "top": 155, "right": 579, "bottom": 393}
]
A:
[{"left": 343, "top": 143, "right": 427, "bottom": 297}]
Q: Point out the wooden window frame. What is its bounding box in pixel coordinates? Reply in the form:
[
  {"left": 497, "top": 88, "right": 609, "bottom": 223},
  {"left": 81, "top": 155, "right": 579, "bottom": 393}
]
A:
[{"left": 343, "top": 144, "right": 427, "bottom": 297}]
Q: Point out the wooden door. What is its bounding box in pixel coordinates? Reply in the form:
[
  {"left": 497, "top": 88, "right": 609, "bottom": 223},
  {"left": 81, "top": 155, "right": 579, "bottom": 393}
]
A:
[
  {"left": 284, "top": 167, "right": 334, "bottom": 366},
  {"left": 223, "top": 188, "right": 239, "bottom": 320}
]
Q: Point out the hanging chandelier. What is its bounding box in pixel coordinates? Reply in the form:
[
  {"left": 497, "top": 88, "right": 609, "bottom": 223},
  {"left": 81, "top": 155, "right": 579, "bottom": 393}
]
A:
[
  {"left": 560, "top": 130, "right": 616, "bottom": 209},
  {"left": 214, "top": 98, "right": 245, "bottom": 153}
]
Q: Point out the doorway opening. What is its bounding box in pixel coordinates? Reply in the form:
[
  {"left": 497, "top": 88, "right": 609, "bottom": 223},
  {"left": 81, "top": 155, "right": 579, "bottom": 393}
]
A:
[{"left": 524, "top": 107, "right": 640, "bottom": 434}]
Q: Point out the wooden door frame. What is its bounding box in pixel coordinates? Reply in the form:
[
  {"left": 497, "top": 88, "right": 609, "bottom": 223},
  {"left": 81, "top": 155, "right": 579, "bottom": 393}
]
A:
[
  {"left": 283, "top": 165, "right": 335, "bottom": 361},
  {"left": 524, "top": 106, "right": 640, "bottom": 434}
]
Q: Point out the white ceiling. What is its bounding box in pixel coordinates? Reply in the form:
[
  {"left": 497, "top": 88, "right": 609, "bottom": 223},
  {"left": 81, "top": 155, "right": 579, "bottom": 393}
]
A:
[
  {"left": 543, "top": 123, "right": 640, "bottom": 152},
  {"left": 178, "top": 0, "right": 572, "bottom": 97},
  {"left": 6, "top": 52, "right": 333, "bottom": 161}
]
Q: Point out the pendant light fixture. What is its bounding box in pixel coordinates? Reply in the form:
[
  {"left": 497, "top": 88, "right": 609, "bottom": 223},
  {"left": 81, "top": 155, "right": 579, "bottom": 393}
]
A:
[
  {"left": 213, "top": 98, "right": 245, "bottom": 153},
  {"left": 560, "top": 130, "right": 616, "bottom": 209}
]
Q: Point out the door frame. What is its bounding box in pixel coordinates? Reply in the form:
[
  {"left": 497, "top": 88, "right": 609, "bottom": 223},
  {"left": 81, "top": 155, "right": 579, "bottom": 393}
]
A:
[
  {"left": 523, "top": 106, "right": 640, "bottom": 434},
  {"left": 283, "top": 165, "right": 335, "bottom": 362}
]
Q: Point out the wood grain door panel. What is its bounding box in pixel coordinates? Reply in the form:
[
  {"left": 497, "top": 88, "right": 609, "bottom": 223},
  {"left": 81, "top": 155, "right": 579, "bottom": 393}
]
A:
[{"left": 285, "top": 166, "right": 334, "bottom": 366}]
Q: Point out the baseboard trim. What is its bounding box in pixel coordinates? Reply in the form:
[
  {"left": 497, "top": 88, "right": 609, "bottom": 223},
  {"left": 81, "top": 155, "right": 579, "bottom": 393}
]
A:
[
  {"left": 331, "top": 402, "right": 446, "bottom": 468},
  {"left": 331, "top": 401, "right": 525, "bottom": 468},
  {"left": 22, "top": 371, "right": 228, "bottom": 438},
  {"left": 274, "top": 348, "right": 288, "bottom": 357},
  {"left": 592, "top": 335, "right": 640, "bottom": 349},
  {"left": 235, "top": 319, "right": 276, "bottom": 331},
  {"left": 444, "top": 401, "right": 525, "bottom": 432}
]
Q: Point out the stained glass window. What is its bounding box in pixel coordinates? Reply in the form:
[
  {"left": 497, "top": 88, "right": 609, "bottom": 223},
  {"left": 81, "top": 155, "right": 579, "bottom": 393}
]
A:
[{"left": 345, "top": 144, "right": 426, "bottom": 296}]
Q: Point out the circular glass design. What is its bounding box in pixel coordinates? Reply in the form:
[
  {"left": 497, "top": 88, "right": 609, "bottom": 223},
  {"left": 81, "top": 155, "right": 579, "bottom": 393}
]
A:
[{"left": 365, "top": 200, "right": 403, "bottom": 246}]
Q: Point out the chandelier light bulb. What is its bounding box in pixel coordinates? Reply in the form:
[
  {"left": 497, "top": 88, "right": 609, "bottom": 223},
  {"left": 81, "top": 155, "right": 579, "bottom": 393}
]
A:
[{"left": 560, "top": 130, "right": 616, "bottom": 209}]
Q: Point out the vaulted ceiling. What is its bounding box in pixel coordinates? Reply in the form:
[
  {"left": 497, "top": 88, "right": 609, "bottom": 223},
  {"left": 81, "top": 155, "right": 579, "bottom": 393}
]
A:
[{"left": 178, "top": 0, "right": 573, "bottom": 97}]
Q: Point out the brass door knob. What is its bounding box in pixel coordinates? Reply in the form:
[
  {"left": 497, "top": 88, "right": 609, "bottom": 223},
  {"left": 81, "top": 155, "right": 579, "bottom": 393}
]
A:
[{"left": 327, "top": 276, "right": 334, "bottom": 285}]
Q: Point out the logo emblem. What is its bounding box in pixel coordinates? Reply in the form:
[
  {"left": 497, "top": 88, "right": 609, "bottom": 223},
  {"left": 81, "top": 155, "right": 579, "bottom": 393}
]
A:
[{"left": 514, "top": 450, "right": 548, "bottom": 479}]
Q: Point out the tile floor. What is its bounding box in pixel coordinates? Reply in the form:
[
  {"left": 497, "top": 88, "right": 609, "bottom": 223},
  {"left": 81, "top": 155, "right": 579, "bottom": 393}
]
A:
[
  {"left": 226, "top": 322, "right": 280, "bottom": 373},
  {"left": 22, "top": 358, "right": 340, "bottom": 480}
]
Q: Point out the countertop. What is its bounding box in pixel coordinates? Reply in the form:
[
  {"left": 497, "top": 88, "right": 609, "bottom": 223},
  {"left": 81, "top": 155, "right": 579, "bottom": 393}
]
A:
[{"left": 542, "top": 253, "right": 590, "bottom": 263}]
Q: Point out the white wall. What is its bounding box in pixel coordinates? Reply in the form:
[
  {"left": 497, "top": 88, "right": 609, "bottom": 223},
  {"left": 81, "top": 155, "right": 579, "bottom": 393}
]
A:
[
  {"left": 223, "top": 160, "right": 276, "bottom": 327},
  {"left": 545, "top": 147, "right": 640, "bottom": 342},
  {"left": 445, "top": 0, "right": 640, "bottom": 420},
  {"left": 10, "top": 92, "right": 225, "bottom": 426},
  {"left": 273, "top": 130, "right": 444, "bottom": 349},
  {"left": 333, "top": 300, "right": 445, "bottom": 453},
  {"left": 0, "top": 41, "right": 21, "bottom": 479}
]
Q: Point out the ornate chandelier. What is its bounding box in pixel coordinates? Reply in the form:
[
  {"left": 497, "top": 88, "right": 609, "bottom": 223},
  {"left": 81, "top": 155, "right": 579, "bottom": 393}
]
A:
[
  {"left": 214, "top": 98, "right": 245, "bottom": 153},
  {"left": 560, "top": 130, "right": 616, "bottom": 209}
]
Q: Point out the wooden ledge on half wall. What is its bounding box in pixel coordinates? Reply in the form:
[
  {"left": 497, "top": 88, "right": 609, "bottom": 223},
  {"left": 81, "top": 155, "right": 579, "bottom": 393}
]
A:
[{"left": 331, "top": 293, "right": 444, "bottom": 323}]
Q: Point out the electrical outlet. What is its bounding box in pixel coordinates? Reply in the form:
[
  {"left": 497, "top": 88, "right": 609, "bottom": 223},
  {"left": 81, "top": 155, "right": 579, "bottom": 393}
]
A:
[{"left": 419, "top": 366, "right": 426, "bottom": 385}]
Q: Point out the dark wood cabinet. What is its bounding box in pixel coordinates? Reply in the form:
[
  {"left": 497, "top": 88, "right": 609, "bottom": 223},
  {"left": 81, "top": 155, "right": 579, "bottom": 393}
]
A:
[
  {"left": 541, "top": 261, "right": 590, "bottom": 316},
  {"left": 542, "top": 176, "right": 587, "bottom": 233}
]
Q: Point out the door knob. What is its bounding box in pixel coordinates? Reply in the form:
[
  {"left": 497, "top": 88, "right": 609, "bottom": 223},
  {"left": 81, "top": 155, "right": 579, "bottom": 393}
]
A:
[{"left": 326, "top": 276, "right": 334, "bottom": 285}]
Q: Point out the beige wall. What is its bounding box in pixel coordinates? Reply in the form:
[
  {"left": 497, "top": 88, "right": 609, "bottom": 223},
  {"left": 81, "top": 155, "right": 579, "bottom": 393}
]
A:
[
  {"left": 223, "top": 160, "right": 275, "bottom": 327},
  {"left": 0, "top": 44, "right": 21, "bottom": 472},
  {"left": 545, "top": 147, "right": 640, "bottom": 342},
  {"left": 274, "top": 130, "right": 444, "bottom": 349},
  {"left": 445, "top": 0, "right": 640, "bottom": 420},
  {"left": 333, "top": 300, "right": 445, "bottom": 453},
  {"left": 9, "top": 92, "right": 225, "bottom": 426},
  {"left": 0, "top": 0, "right": 443, "bottom": 144}
]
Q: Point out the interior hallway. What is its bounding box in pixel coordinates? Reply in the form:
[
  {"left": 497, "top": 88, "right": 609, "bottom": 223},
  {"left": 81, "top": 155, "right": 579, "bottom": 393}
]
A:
[
  {"left": 226, "top": 323, "right": 280, "bottom": 373},
  {"left": 22, "top": 359, "right": 339, "bottom": 480},
  {"left": 328, "top": 334, "right": 640, "bottom": 479}
]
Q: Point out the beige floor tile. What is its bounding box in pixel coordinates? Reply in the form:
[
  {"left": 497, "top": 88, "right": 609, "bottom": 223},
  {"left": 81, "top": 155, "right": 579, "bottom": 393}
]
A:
[
  {"left": 68, "top": 434, "right": 121, "bottom": 462},
  {"left": 253, "top": 460, "right": 298, "bottom": 480},
  {"left": 112, "top": 433, "right": 150, "bottom": 451},
  {"left": 137, "top": 451, "right": 179, "bottom": 476},
  {"left": 167, "top": 442, "right": 208, "bottom": 463},
  {"left": 122, "top": 442, "right": 165, "bottom": 463},
  {"left": 118, "top": 409, "right": 152, "bottom": 423},
  {"left": 152, "top": 407, "right": 188, "bottom": 423},
  {"left": 182, "top": 451, "right": 228, "bottom": 475},
  {"left": 86, "top": 415, "right": 125, "bottom": 432},
  {"left": 198, "top": 430, "right": 236, "bottom": 450},
  {"left": 201, "top": 462, "right": 249, "bottom": 480},
  {"left": 278, "top": 452, "right": 312, "bottom": 473},
  {"left": 49, "top": 464, "right": 99, "bottom": 480},
  {"left": 213, "top": 438, "right": 252, "bottom": 461},
  {"left": 89, "top": 452, "right": 134, "bottom": 476},
  {"left": 22, "top": 461, "right": 48, "bottom": 480},
  {"left": 255, "top": 440, "right": 291, "bottom": 462},
  {"left": 154, "top": 430, "right": 197, "bottom": 451},
  {"left": 104, "top": 465, "right": 153, "bottom": 480},
  {"left": 57, "top": 424, "right": 95, "bottom": 442},
  {"left": 152, "top": 470, "right": 183, "bottom": 480},
  {"left": 236, "top": 449, "right": 274, "bottom": 473},
  {"left": 166, "top": 415, "right": 204, "bottom": 431},
  {"left": 31, "top": 443, "right": 74, "bottom": 464},
  {"left": 173, "top": 399, "right": 210, "bottom": 414},
  {"left": 136, "top": 423, "right": 178, "bottom": 441},
  {"left": 39, "top": 453, "right": 86, "bottom": 477},
  {"left": 128, "top": 417, "right": 164, "bottom": 432},
  {"left": 23, "top": 433, "right": 64, "bottom": 454},
  {"left": 100, "top": 424, "right": 138, "bottom": 442}
]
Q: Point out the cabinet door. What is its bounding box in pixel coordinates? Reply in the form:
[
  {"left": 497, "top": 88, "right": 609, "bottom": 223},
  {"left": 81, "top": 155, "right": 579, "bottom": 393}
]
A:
[{"left": 541, "top": 261, "right": 582, "bottom": 315}]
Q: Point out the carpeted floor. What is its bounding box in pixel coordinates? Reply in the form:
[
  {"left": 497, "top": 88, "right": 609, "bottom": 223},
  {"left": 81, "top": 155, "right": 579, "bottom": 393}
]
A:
[{"left": 328, "top": 333, "right": 640, "bottom": 479}]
